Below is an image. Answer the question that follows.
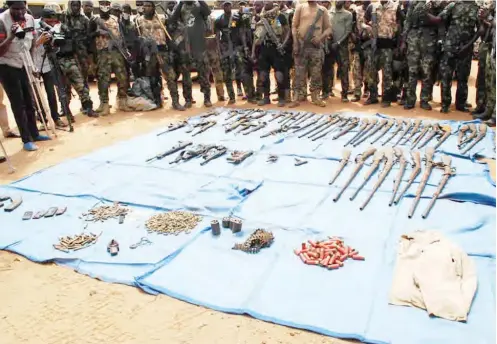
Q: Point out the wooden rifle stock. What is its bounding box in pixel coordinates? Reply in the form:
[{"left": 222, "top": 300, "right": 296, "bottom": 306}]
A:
[
  {"left": 421, "top": 155, "right": 454, "bottom": 218},
  {"left": 408, "top": 147, "right": 436, "bottom": 218}
]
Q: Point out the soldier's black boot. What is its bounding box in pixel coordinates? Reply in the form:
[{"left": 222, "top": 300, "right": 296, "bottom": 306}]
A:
[
  {"left": 440, "top": 105, "right": 450, "bottom": 113},
  {"left": 420, "top": 101, "right": 432, "bottom": 111},
  {"left": 83, "top": 100, "right": 99, "bottom": 118},
  {"left": 204, "top": 93, "right": 212, "bottom": 108},
  {"left": 486, "top": 117, "right": 496, "bottom": 127},
  {"left": 171, "top": 96, "right": 185, "bottom": 111},
  {"left": 473, "top": 110, "right": 492, "bottom": 121},
  {"left": 364, "top": 97, "right": 379, "bottom": 105},
  {"left": 258, "top": 94, "right": 270, "bottom": 106},
  {"left": 455, "top": 104, "right": 470, "bottom": 112},
  {"left": 227, "top": 87, "right": 236, "bottom": 105},
  {"left": 471, "top": 105, "right": 485, "bottom": 116}
]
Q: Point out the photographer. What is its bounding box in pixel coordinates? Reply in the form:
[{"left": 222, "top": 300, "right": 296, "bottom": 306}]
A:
[
  {"left": 0, "top": 1, "right": 50, "bottom": 152},
  {"left": 40, "top": 6, "right": 97, "bottom": 118}
]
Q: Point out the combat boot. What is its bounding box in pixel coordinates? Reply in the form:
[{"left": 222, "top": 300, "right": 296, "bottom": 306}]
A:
[
  {"left": 473, "top": 110, "right": 492, "bottom": 121},
  {"left": 258, "top": 96, "right": 270, "bottom": 106},
  {"left": 420, "top": 101, "right": 432, "bottom": 111},
  {"left": 311, "top": 91, "right": 326, "bottom": 107},
  {"left": 364, "top": 97, "right": 379, "bottom": 105},
  {"left": 185, "top": 98, "right": 193, "bottom": 108},
  {"left": 277, "top": 96, "right": 285, "bottom": 107},
  {"left": 83, "top": 100, "right": 99, "bottom": 118},
  {"left": 228, "top": 88, "right": 236, "bottom": 105},
  {"left": 117, "top": 98, "right": 133, "bottom": 112},
  {"left": 471, "top": 105, "right": 485, "bottom": 116},
  {"left": 440, "top": 106, "right": 450, "bottom": 114},
  {"left": 485, "top": 117, "right": 496, "bottom": 127},
  {"left": 204, "top": 94, "right": 212, "bottom": 108},
  {"left": 172, "top": 100, "right": 185, "bottom": 111},
  {"left": 351, "top": 95, "right": 361, "bottom": 102},
  {"left": 99, "top": 103, "right": 111, "bottom": 116}
]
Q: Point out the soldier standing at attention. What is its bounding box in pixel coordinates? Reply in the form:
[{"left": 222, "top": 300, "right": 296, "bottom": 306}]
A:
[
  {"left": 205, "top": 12, "right": 226, "bottom": 102},
  {"left": 350, "top": 0, "right": 370, "bottom": 102},
  {"left": 363, "top": 0, "right": 401, "bottom": 108},
  {"left": 428, "top": 1, "right": 479, "bottom": 113},
  {"left": 215, "top": 1, "right": 237, "bottom": 104},
  {"left": 331, "top": 0, "right": 353, "bottom": 102},
  {"left": 292, "top": 0, "right": 331, "bottom": 108},
  {"left": 235, "top": 0, "right": 256, "bottom": 103},
  {"left": 136, "top": 1, "right": 185, "bottom": 111},
  {"left": 401, "top": 0, "right": 439, "bottom": 110},
  {"left": 65, "top": 1, "right": 91, "bottom": 90},
  {"left": 321, "top": 0, "right": 334, "bottom": 100},
  {"left": 82, "top": 1, "right": 96, "bottom": 82},
  {"left": 121, "top": 4, "right": 139, "bottom": 82},
  {"left": 171, "top": 0, "right": 213, "bottom": 108},
  {"left": 90, "top": 0, "right": 130, "bottom": 115}
]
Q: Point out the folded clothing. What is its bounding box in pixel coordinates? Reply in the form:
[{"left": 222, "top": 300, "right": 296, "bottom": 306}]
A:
[{"left": 389, "top": 230, "right": 477, "bottom": 322}]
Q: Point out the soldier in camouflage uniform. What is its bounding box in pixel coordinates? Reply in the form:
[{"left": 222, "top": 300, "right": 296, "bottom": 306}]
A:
[
  {"left": 136, "top": 1, "right": 185, "bottom": 110},
  {"left": 321, "top": 0, "right": 334, "bottom": 100},
  {"left": 364, "top": 0, "right": 401, "bottom": 107},
  {"left": 41, "top": 6, "right": 96, "bottom": 118},
  {"left": 171, "top": 0, "right": 212, "bottom": 108},
  {"left": 90, "top": 1, "right": 130, "bottom": 115},
  {"left": 401, "top": 0, "right": 440, "bottom": 111},
  {"left": 121, "top": 4, "right": 140, "bottom": 80},
  {"left": 205, "top": 14, "right": 226, "bottom": 102},
  {"left": 82, "top": 1, "right": 97, "bottom": 81},
  {"left": 429, "top": 1, "right": 479, "bottom": 113},
  {"left": 331, "top": 0, "right": 353, "bottom": 102},
  {"left": 65, "top": 1, "right": 90, "bottom": 88},
  {"left": 350, "top": 1, "right": 370, "bottom": 101},
  {"left": 235, "top": 1, "right": 256, "bottom": 103}
]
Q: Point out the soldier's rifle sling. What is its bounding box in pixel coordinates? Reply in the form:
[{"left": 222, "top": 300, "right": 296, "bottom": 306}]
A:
[
  {"left": 407, "top": 147, "right": 436, "bottom": 218},
  {"left": 360, "top": 148, "right": 395, "bottom": 210},
  {"left": 421, "top": 155, "right": 454, "bottom": 219},
  {"left": 333, "top": 147, "right": 377, "bottom": 202},
  {"left": 461, "top": 124, "right": 487, "bottom": 155},
  {"left": 349, "top": 150, "right": 385, "bottom": 201}
]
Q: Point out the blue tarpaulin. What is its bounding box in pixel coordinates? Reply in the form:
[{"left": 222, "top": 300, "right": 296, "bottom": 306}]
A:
[{"left": 0, "top": 108, "right": 494, "bottom": 344}]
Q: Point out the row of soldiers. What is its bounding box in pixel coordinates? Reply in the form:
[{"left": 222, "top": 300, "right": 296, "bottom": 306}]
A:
[{"left": 37, "top": 0, "right": 495, "bottom": 126}]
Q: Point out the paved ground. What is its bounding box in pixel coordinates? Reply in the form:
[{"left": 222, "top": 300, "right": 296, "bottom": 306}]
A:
[{"left": 0, "top": 66, "right": 494, "bottom": 343}]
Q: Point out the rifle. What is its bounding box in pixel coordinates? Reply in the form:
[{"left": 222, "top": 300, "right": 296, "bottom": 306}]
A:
[
  {"left": 294, "top": 117, "right": 320, "bottom": 133},
  {"left": 146, "top": 141, "right": 193, "bottom": 162},
  {"left": 200, "top": 146, "right": 228, "bottom": 166},
  {"left": 458, "top": 123, "right": 477, "bottom": 148},
  {"left": 343, "top": 119, "right": 370, "bottom": 145},
  {"left": 334, "top": 118, "right": 361, "bottom": 140},
  {"left": 349, "top": 118, "right": 378, "bottom": 146},
  {"left": 95, "top": 17, "right": 132, "bottom": 63},
  {"left": 417, "top": 124, "right": 441, "bottom": 149},
  {"left": 225, "top": 118, "right": 248, "bottom": 133},
  {"left": 393, "top": 120, "right": 414, "bottom": 147},
  {"left": 433, "top": 125, "right": 451, "bottom": 151},
  {"left": 192, "top": 121, "right": 217, "bottom": 136},
  {"left": 421, "top": 155, "right": 454, "bottom": 219},
  {"left": 297, "top": 8, "right": 324, "bottom": 60},
  {"left": 298, "top": 115, "right": 334, "bottom": 138},
  {"left": 269, "top": 112, "right": 285, "bottom": 122},
  {"left": 329, "top": 149, "right": 352, "bottom": 185},
  {"left": 243, "top": 121, "right": 267, "bottom": 135},
  {"left": 170, "top": 144, "right": 216, "bottom": 164},
  {"left": 388, "top": 147, "right": 407, "bottom": 206},
  {"left": 461, "top": 123, "right": 487, "bottom": 155},
  {"left": 226, "top": 109, "right": 245, "bottom": 121},
  {"left": 457, "top": 124, "right": 470, "bottom": 146},
  {"left": 235, "top": 121, "right": 258, "bottom": 134},
  {"left": 157, "top": 121, "right": 188, "bottom": 136},
  {"left": 371, "top": 119, "right": 395, "bottom": 144},
  {"left": 393, "top": 150, "right": 422, "bottom": 205},
  {"left": 260, "top": 18, "right": 285, "bottom": 55},
  {"left": 382, "top": 119, "right": 404, "bottom": 146},
  {"left": 308, "top": 116, "right": 344, "bottom": 139},
  {"left": 313, "top": 117, "right": 354, "bottom": 141},
  {"left": 408, "top": 147, "right": 436, "bottom": 218},
  {"left": 349, "top": 150, "right": 385, "bottom": 201},
  {"left": 280, "top": 112, "right": 304, "bottom": 125},
  {"left": 353, "top": 118, "right": 388, "bottom": 147},
  {"left": 361, "top": 8, "right": 377, "bottom": 55},
  {"left": 411, "top": 124, "right": 431, "bottom": 150},
  {"left": 292, "top": 113, "right": 313, "bottom": 127},
  {"left": 401, "top": 119, "right": 422, "bottom": 145},
  {"left": 360, "top": 148, "right": 395, "bottom": 210},
  {"left": 200, "top": 110, "right": 219, "bottom": 119},
  {"left": 227, "top": 150, "right": 254, "bottom": 164},
  {"left": 260, "top": 124, "right": 298, "bottom": 138},
  {"left": 333, "top": 147, "right": 377, "bottom": 202}
]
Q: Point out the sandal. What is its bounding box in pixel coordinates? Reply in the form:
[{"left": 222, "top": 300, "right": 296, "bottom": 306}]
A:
[{"left": 107, "top": 239, "right": 119, "bottom": 256}]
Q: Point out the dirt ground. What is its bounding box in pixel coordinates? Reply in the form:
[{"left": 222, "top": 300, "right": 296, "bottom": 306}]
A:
[{"left": 0, "top": 64, "right": 495, "bottom": 344}]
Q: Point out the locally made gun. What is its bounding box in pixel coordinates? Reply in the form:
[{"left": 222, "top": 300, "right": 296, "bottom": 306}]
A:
[
  {"left": 343, "top": 118, "right": 369, "bottom": 145},
  {"left": 461, "top": 123, "right": 487, "bottom": 155},
  {"left": 349, "top": 150, "right": 385, "bottom": 201},
  {"left": 200, "top": 146, "right": 228, "bottom": 166},
  {"left": 269, "top": 112, "right": 285, "bottom": 122},
  {"left": 293, "top": 113, "right": 313, "bottom": 127},
  {"left": 146, "top": 141, "right": 193, "bottom": 162},
  {"left": 3, "top": 196, "right": 22, "bottom": 212},
  {"left": 227, "top": 150, "right": 254, "bottom": 164},
  {"left": 408, "top": 147, "right": 436, "bottom": 218},
  {"left": 418, "top": 124, "right": 441, "bottom": 149},
  {"left": 433, "top": 125, "right": 451, "bottom": 151},
  {"left": 280, "top": 111, "right": 304, "bottom": 126},
  {"left": 360, "top": 148, "right": 395, "bottom": 210},
  {"left": 225, "top": 118, "right": 248, "bottom": 133},
  {"left": 393, "top": 120, "right": 414, "bottom": 147},
  {"left": 351, "top": 118, "right": 379, "bottom": 146},
  {"left": 225, "top": 109, "right": 245, "bottom": 121},
  {"left": 421, "top": 155, "right": 454, "bottom": 219},
  {"left": 333, "top": 118, "right": 360, "bottom": 140},
  {"left": 309, "top": 116, "right": 344, "bottom": 140},
  {"left": 382, "top": 119, "right": 404, "bottom": 146},
  {"left": 401, "top": 119, "right": 422, "bottom": 145},
  {"left": 458, "top": 123, "right": 477, "bottom": 148},
  {"left": 157, "top": 121, "right": 188, "bottom": 136},
  {"left": 329, "top": 149, "right": 352, "bottom": 185},
  {"left": 192, "top": 121, "right": 217, "bottom": 136},
  {"left": 388, "top": 147, "right": 407, "bottom": 206},
  {"left": 393, "top": 150, "right": 422, "bottom": 205},
  {"left": 200, "top": 110, "right": 219, "bottom": 119},
  {"left": 299, "top": 115, "right": 334, "bottom": 138},
  {"left": 333, "top": 147, "right": 377, "bottom": 202},
  {"left": 313, "top": 117, "right": 356, "bottom": 141},
  {"left": 260, "top": 124, "right": 298, "bottom": 138},
  {"left": 411, "top": 124, "right": 432, "bottom": 150},
  {"left": 371, "top": 119, "right": 395, "bottom": 144},
  {"left": 293, "top": 117, "right": 320, "bottom": 133},
  {"left": 170, "top": 144, "right": 216, "bottom": 164},
  {"left": 457, "top": 124, "right": 470, "bottom": 146},
  {"left": 353, "top": 118, "right": 388, "bottom": 147},
  {"left": 243, "top": 121, "right": 267, "bottom": 135},
  {"left": 235, "top": 121, "right": 258, "bottom": 134}
]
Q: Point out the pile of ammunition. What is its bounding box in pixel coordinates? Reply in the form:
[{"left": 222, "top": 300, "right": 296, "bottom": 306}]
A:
[
  {"left": 83, "top": 203, "right": 130, "bottom": 222},
  {"left": 294, "top": 237, "right": 364, "bottom": 269},
  {"left": 145, "top": 211, "right": 202, "bottom": 235},
  {"left": 53, "top": 232, "right": 100, "bottom": 253}
]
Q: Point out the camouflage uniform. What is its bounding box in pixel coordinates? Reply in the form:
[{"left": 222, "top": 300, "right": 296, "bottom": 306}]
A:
[
  {"left": 236, "top": 10, "right": 255, "bottom": 102},
  {"left": 64, "top": 8, "right": 91, "bottom": 86},
  {"left": 136, "top": 13, "right": 183, "bottom": 109},
  {"left": 91, "top": 15, "right": 129, "bottom": 105},
  {"left": 403, "top": 1, "right": 438, "bottom": 107},
  {"left": 214, "top": 12, "right": 236, "bottom": 101},
  {"left": 439, "top": 1, "right": 479, "bottom": 111},
  {"left": 331, "top": 7, "right": 353, "bottom": 99},
  {"left": 322, "top": 6, "right": 335, "bottom": 98},
  {"left": 365, "top": 1, "right": 399, "bottom": 105},
  {"left": 121, "top": 16, "right": 140, "bottom": 80},
  {"left": 484, "top": 26, "right": 496, "bottom": 120},
  {"left": 205, "top": 15, "right": 225, "bottom": 100},
  {"left": 351, "top": 4, "right": 366, "bottom": 99}
]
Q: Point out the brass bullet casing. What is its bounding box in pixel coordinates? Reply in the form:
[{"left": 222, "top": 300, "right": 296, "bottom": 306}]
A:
[{"left": 145, "top": 211, "right": 202, "bottom": 236}]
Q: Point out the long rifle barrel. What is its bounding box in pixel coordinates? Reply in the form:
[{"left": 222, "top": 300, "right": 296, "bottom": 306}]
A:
[
  {"left": 421, "top": 156, "right": 453, "bottom": 219},
  {"left": 407, "top": 148, "right": 436, "bottom": 218}
]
